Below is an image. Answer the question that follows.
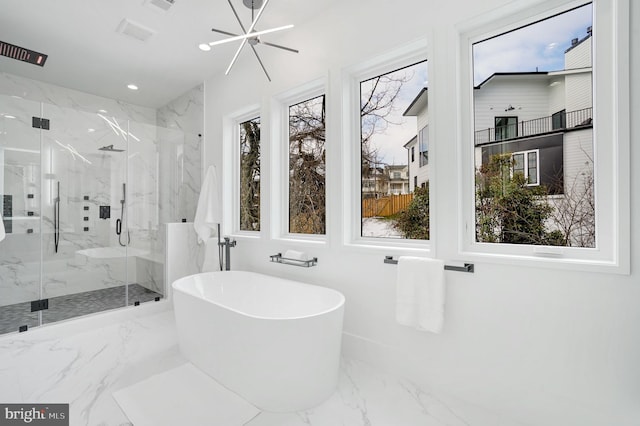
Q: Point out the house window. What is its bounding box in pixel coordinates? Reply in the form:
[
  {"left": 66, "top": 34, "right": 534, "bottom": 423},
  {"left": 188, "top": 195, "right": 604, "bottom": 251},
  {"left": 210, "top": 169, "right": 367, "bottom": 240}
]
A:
[
  {"left": 288, "top": 95, "right": 326, "bottom": 235},
  {"left": 552, "top": 110, "right": 566, "bottom": 130},
  {"left": 418, "top": 125, "right": 429, "bottom": 166},
  {"left": 239, "top": 117, "right": 260, "bottom": 231},
  {"left": 494, "top": 116, "right": 517, "bottom": 140},
  {"left": 512, "top": 150, "right": 539, "bottom": 186},
  {"left": 359, "top": 59, "right": 428, "bottom": 240},
  {"left": 414, "top": 176, "right": 418, "bottom": 188}
]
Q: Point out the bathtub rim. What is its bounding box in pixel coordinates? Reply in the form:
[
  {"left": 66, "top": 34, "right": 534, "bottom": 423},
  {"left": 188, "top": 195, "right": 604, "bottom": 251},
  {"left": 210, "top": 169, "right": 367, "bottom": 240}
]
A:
[{"left": 172, "top": 270, "right": 345, "bottom": 321}]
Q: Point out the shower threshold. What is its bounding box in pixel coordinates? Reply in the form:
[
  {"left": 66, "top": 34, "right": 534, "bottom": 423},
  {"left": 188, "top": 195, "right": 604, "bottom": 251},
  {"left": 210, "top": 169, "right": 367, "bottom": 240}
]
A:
[{"left": 0, "top": 284, "right": 163, "bottom": 335}]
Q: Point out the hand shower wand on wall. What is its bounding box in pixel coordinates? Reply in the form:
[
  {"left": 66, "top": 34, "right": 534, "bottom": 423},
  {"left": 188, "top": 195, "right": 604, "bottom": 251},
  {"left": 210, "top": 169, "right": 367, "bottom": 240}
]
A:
[{"left": 116, "top": 183, "right": 130, "bottom": 247}]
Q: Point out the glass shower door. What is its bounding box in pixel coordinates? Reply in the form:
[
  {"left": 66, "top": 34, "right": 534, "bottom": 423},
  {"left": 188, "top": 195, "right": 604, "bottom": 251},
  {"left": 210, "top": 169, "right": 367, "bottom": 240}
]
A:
[
  {"left": 0, "top": 95, "right": 43, "bottom": 333},
  {"left": 126, "top": 120, "right": 164, "bottom": 304},
  {"left": 40, "top": 105, "right": 129, "bottom": 323}
]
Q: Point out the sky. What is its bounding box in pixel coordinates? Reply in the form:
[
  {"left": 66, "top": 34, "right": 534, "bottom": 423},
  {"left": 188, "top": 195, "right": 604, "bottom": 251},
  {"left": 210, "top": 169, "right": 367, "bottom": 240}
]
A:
[
  {"left": 473, "top": 3, "right": 593, "bottom": 85},
  {"left": 362, "top": 61, "right": 428, "bottom": 166},
  {"left": 363, "top": 3, "right": 592, "bottom": 167}
]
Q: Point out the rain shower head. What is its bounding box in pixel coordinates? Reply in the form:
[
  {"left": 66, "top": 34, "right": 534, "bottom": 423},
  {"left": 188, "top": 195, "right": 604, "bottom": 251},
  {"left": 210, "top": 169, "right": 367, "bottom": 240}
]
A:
[{"left": 98, "top": 144, "right": 125, "bottom": 152}]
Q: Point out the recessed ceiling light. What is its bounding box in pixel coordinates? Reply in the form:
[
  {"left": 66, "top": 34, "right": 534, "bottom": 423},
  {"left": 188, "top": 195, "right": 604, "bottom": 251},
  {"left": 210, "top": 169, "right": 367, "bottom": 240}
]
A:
[
  {"left": 198, "top": 43, "right": 212, "bottom": 51},
  {"left": 127, "top": 84, "right": 139, "bottom": 90},
  {"left": 98, "top": 109, "right": 107, "bottom": 113},
  {"left": 2, "top": 114, "right": 16, "bottom": 119},
  {"left": 88, "top": 128, "right": 95, "bottom": 133}
]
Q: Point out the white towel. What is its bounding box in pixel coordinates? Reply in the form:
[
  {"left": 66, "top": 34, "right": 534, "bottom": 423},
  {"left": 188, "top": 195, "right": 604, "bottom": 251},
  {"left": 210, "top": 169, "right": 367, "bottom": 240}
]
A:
[
  {"left": 396, "top": 256, "right": 445, "bottom": 333},
  {"left": 0, "top": 216, "right": 5, "bottom": 242},
  {"left": 194, "top": 165, "right": 221, "bottom": 244},
  {"left": 283, "top": 249, "right": 311, "bottom": 261}
]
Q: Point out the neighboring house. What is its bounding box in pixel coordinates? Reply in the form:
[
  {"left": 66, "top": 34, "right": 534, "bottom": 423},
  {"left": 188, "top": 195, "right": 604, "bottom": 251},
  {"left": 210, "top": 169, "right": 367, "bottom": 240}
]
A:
[
  {"left": 362, "top": 165, "right": 387, "bottom": 198},
  {"left": 473, "top": 29, "right": 593, "bottom": 195},
  {"left": 385, "top": 164, "right": 410, "bottom": 195},
  {"left": 403, "top": 88, "right": 430, "bottom": 191},
  {"left": 362, "top": 164, "right": 410, "bottom": 197},
  {"left": 404, "top": 28, "right": 593, "bottom": 198}
]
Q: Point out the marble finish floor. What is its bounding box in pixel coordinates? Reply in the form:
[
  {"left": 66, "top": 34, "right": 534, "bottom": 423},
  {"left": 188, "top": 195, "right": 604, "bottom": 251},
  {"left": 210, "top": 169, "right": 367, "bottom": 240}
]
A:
[
  {"left": 0, "top": 284, "right": 163, "bottom": 334},
  {"left": 0, "top": 307, "right": 527, "bottom": 426}
]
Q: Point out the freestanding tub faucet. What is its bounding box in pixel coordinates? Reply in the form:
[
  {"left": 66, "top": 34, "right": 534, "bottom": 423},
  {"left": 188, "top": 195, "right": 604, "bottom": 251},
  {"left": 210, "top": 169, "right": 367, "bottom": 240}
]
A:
[{"left": 216, "top": 224, "right": 236, "bottom": 271}]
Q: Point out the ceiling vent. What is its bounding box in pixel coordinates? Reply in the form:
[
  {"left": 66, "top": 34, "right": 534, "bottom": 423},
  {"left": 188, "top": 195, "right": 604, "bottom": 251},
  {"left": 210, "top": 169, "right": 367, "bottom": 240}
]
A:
[
  {"left": 145, "top": 0, "right": 175, "bottom": 12},
  {"left": 116, "top": 19, "right": 155, "bottom": 42}
]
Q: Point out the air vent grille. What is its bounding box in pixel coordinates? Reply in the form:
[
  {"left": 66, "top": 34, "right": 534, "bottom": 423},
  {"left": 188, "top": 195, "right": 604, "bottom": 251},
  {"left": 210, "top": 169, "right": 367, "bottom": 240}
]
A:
[{"left": 116, "top": 19, "right": 155, "bottom": 42}]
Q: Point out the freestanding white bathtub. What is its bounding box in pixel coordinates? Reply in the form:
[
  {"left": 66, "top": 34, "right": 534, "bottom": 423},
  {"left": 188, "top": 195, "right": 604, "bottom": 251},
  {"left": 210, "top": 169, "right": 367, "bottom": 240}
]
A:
[{"left": 172, "top": 271, "right": 345, "bottom": 412}]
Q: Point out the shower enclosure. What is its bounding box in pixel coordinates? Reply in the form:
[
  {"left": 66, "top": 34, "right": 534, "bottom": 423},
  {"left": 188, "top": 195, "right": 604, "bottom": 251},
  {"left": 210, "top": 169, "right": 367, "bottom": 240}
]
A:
[{"left": 0, "top": 94, "right": 189, "bottom": 334}]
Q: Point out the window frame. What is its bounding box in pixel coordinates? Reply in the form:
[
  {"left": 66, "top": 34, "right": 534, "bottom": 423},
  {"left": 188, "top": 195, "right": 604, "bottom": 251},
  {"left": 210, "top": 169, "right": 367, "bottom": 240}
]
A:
[
  {"left": 494, "top": 116, "right": 518, "bottom": 141},
  {"left": 224, "top": 104, "right": 263, "bottom": 238},
  {"left": 271, "top": 78, "right": 328, "bottom": 244},
  {"left": 238, "top": 116, "right": 262, "bottom": 233},
  {"left": 457, "top": 0, "right": 630, "bottom": 273},
  {"left": 342, "top": 39, "right": 433, "bottom": 251},
  {"left": 511, "top": 149, "right": 540, "bottom": 186}
]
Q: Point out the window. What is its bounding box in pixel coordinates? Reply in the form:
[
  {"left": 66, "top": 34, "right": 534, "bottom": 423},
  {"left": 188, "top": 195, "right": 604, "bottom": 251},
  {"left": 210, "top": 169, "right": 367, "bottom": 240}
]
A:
[
  {"left": 461, "top": 0, "right": 629, "bottom": 272},
  {"left": 473, "top": 3, "right": 595, "bottom": 248},
  {"left": 414, "top": 176, "right": 418, "bottom": 188},
  {"left": 552, "top": 110, "right": 566, "bottom": 130},
  {"left": 411, "top": 146, "right": 415, "bottom": 162},
  {"left": 494, "top": 116, "right": 517, "bottom": 140},
  {"left": 288, "top": 95, "right": 326, "bottom": 235},
  {"left": 511, "top": 150, "right": 539, "bottom": 186},
  {"left": 418, "top": 125, "right": 429, "bottom": 166},
  {"left": 359, "top": 60, "right": 428, "bottom": 240},
  {"left": 239, "top": 117, "right": 260, "bottom": 231}
]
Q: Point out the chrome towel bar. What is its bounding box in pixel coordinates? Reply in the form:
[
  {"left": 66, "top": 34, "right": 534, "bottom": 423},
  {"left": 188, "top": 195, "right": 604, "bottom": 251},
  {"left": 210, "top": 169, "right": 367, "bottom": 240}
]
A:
[
  {"left": 270, "top": 253, "right": 318, "bottom": 268},
  {"left": 384, "top": 256, "right": 474, "bottom": 273}
]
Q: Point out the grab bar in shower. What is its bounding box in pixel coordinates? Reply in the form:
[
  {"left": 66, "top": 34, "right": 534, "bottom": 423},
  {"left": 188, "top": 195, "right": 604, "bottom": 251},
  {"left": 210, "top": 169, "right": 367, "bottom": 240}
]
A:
[{"left": 383, "top": 256, "right": 474, "bottom": 273}]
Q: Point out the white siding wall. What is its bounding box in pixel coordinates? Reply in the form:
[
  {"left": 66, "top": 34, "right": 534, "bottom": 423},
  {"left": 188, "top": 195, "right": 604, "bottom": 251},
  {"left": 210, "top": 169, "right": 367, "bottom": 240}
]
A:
[
  {"left": 565, "top": 72, "right": 593, "bottom": 112},
  {"left": 547, "top": 79, "right": 566, "bottom": 115},
  {"left": 474, "top": 77, "right": 550, "bottom": 134},
  {"left": 566, "top": 37, "right": 592, "bottom": 69},
  {"left": 563, "top": 128, "right": 594, "bottom": 192}
]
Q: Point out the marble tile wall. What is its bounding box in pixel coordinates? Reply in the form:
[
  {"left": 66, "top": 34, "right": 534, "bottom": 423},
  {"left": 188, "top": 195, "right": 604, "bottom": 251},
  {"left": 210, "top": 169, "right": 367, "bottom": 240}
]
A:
[{"left": 156, "top": 84, "right": 203, "bottom": 224}]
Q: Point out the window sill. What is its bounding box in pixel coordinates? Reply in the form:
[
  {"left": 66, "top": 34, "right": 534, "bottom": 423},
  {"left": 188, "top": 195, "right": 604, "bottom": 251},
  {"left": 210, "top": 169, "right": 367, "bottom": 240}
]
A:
[{"left": 458, "top": 247, "right": 629, "bottom": 275}]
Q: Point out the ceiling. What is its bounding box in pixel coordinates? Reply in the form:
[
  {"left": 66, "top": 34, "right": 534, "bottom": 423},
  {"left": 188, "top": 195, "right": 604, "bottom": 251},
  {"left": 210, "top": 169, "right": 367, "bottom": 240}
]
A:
[{"left": 0, "top": 0, "right": 337, "bottom": 108}]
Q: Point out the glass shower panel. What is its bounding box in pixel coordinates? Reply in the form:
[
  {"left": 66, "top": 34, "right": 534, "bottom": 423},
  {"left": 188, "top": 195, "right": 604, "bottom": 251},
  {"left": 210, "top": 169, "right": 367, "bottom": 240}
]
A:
[
  {"left": 40, "top": 105, "right": 129, "bottom": 324},
  {"left": 125, "top": 120, "right": 164, "bottom": 304},
  {"left": 0, "top": 95, "right": 43, "bottom": 333}
]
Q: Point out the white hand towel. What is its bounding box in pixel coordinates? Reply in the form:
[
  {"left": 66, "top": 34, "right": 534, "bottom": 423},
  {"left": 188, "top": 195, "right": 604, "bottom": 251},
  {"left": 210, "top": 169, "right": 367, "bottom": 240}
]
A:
[
  {"left": 0, "top": 216, "right": 5, "bottom": 242},
  {"left": 194, "top": 165, "right": 221, "bottom": 244},
  {"left": 396, "top": 256, "right": 445, "bottom": 333}
]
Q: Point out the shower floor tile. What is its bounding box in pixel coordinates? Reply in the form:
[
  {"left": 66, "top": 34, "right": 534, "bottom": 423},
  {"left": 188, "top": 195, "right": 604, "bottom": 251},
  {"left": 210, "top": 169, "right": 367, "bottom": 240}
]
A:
[{"left": 0, "top": 284, "right": 162, "bottom": 334}]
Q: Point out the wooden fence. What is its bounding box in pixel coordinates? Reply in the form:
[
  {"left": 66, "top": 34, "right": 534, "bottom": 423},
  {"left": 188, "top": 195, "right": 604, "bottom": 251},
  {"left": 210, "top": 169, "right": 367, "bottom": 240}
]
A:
[{"left": 362, "top": 193, "right": 414, "bottom": 218}]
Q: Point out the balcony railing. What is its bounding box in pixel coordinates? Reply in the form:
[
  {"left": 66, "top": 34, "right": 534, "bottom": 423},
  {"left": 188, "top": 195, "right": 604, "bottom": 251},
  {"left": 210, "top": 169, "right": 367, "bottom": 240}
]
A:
[{"left": 474, "top": 107, "right": 593, "bottom": 145}]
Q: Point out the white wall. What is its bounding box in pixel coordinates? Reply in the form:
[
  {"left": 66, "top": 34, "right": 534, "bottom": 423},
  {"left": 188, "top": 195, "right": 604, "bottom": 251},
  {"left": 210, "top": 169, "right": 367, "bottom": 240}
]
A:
[{"left": 203, "top": 1, "right": 640, "bottom": 425}]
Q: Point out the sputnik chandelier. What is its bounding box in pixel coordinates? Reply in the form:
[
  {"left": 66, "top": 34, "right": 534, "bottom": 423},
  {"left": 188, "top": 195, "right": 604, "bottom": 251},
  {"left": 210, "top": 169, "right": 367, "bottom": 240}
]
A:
[{"left": 199, "top": 0, "right": 298, "bottom": 81}]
